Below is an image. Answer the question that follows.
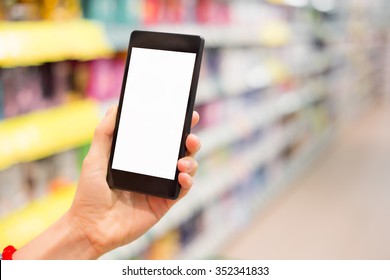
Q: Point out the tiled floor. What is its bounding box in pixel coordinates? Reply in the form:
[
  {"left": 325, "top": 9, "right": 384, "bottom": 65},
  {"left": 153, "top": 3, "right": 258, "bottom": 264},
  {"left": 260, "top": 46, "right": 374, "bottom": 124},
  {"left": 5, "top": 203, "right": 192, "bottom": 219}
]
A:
[{"left": 222, "top": 102, "right": 390, "bottom": 259}]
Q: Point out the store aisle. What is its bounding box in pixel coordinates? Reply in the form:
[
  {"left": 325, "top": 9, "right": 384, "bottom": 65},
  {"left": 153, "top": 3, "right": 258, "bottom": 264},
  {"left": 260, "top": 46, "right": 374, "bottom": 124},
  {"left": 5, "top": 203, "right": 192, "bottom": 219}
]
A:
[{"left": 222, "top": 102, "right": 390, "bottom": 259}]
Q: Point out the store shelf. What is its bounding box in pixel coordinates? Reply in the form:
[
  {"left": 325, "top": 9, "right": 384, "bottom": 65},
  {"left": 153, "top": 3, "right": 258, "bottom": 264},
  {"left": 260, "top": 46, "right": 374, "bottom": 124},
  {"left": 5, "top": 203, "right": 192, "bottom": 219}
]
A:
[
  {"left": 104, "top": 21, "right": 291, "bottom": 51},
  {"left": 196, "top": 58, "right": 289, "bottom": 106},
  {"left": 197, "top": 85, "right": 326, "bottom": 159},
  {"left": 0, "top": 20, "right": 113, "bottom": 67},
  {"left": 0, "top": 100, "right": 100, "bottom": 170},
  {"left": 0, "top": 184, "right": 75, "bottom": 249}
]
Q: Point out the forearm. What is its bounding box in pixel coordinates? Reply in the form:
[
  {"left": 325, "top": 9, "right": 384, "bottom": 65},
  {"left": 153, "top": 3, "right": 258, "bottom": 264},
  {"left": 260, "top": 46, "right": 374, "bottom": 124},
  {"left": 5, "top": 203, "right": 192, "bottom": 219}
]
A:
[{"left": 13, "top": 211, "right": 100, "bottom": 260}]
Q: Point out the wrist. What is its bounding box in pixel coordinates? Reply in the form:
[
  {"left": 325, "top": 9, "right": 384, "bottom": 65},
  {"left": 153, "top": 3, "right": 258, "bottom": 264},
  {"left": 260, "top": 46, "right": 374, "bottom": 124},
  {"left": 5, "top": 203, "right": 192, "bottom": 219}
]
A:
[
  {"left": 64, "top": 210, "right": 104, "bottom": 259},
  {"left": 13, "top": 211, "right": 101, "bottom": 260},
  {"left": 67, "top": 204, "right": 123, "bottom": 258}
]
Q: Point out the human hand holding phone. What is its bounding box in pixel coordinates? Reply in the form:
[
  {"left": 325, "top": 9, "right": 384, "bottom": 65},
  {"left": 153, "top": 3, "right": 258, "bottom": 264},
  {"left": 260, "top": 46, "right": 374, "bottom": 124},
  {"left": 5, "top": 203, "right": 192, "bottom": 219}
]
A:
[
  {"left": 71, "top": 105, "right": 201, "bottom": 257},
  {"left": 14, "top": 106, "right": 201, "bottom": 259}
]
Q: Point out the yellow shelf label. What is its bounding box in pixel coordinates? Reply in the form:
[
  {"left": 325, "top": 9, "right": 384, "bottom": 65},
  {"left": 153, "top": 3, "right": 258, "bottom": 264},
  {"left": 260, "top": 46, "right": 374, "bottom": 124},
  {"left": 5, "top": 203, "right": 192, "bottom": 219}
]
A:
[
  {"left": 0, "top": 100, "right": 100, "bottom": 170},
  {"left": 0, "top": 20, "right": 113, "bottom": 67}
]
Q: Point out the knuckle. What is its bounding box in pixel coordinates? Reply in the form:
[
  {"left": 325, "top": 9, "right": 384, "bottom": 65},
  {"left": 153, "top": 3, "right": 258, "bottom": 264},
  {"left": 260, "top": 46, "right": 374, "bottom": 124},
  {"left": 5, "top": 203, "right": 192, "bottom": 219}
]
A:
[{"left": 192, "top": 160, "right": 199, "bottom": 173}]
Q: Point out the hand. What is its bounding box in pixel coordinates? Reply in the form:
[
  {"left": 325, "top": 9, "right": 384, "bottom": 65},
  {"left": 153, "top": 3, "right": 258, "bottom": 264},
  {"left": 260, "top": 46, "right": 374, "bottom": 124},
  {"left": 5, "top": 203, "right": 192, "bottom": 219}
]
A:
[{"left": 69, "top": 105, "right": 201, "bottom": 257}]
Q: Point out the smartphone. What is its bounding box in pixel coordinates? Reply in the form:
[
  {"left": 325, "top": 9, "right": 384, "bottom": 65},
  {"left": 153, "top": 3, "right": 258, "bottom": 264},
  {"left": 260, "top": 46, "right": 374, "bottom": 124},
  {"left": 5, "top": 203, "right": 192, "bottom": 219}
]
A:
[{"left": 107, "top": 30, "right": 204, "bottom": 199}]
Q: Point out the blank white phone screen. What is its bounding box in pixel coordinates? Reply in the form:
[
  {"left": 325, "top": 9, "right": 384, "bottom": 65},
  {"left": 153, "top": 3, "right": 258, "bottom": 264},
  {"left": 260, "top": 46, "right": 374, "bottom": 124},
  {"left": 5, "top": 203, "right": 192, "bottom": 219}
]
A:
[{"left": 112, "top": 47, "right": 196, "bottom": 180}]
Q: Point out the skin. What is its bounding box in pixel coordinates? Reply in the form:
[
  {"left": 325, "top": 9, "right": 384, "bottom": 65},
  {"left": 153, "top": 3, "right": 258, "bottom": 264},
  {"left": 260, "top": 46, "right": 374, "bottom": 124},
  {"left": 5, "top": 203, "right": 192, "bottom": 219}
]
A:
[{"left": 13, "top": 106, "right": 201, "bottom": 259}]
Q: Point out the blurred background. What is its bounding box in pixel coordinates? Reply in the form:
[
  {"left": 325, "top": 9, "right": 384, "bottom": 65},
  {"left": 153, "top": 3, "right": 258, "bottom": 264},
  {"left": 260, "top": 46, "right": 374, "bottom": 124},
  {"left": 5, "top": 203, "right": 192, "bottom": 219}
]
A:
[{"left": 1, "top": 0, "right": 390, "bottom": 259}]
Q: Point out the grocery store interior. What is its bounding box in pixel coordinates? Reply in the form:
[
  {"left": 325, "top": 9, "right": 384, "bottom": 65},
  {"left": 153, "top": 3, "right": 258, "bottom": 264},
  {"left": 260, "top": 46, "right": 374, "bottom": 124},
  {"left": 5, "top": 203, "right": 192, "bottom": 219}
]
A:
[{"left": 1, "top": 0, "right": 390, "bottom": 260}]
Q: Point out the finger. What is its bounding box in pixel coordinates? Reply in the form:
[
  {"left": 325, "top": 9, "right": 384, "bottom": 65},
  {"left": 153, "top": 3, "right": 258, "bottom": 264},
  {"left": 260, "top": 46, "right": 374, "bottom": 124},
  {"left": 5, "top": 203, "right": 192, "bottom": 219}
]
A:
[
  {"left": 88, "top": 105, "right": 118, "bottom": 161},
  {"left": 178, "top": 157, "right": 198, "bottom": 176},
  {"left": 191, "top": 111, "right": 200, "bottom": 129},
  {"left": 185, "top": 134, "right": 201, "bottom": 156},
  {"left": 177, "top": 172, "right": 193, "bottom": 199}
]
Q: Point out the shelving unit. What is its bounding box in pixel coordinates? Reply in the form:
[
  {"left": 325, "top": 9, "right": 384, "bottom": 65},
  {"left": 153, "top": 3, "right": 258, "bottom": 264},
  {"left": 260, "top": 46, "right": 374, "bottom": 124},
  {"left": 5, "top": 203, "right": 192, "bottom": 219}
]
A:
[
  {"left": 104, "top": 21, "right": 291, "bottom": 51},
  {"left": 0, "top": 100, "right": 99, "bottom": 170},
  {"left": 0, "top": 184, "right": 75, "bottom": 249},
  {"left": 0, "top": 20, "right": 113, "bottom": 68},
  {"left": 0, "top": 0, "right": 389, "bottom": 259}
]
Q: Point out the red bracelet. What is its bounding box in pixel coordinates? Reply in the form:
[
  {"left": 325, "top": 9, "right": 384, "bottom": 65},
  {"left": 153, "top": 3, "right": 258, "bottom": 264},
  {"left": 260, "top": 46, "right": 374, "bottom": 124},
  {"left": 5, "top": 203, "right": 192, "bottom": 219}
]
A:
[{"left": 2, "top": 245, "right": 17, "bottom": 260}]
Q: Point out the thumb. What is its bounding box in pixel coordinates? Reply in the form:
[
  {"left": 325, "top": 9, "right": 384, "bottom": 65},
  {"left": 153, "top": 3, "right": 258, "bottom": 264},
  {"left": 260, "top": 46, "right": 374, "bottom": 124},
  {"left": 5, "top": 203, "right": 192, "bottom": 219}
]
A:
[{"left": 87, "top": 105, "right": 118, "bottom": 165}]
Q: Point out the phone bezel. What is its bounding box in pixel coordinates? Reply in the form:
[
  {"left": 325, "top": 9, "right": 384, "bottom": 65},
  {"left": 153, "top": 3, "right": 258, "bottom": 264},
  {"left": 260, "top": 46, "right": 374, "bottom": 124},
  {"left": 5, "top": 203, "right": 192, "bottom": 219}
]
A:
[{"left": 106, "top": 30, "right": 204, "bottom": 199}]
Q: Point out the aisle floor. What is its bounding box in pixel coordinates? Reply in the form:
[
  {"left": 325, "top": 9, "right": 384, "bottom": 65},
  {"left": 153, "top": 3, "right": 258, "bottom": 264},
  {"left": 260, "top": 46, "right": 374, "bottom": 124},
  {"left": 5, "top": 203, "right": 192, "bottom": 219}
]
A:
[{"left": 222, "top": 102, "right": 390, "bottom": 259}]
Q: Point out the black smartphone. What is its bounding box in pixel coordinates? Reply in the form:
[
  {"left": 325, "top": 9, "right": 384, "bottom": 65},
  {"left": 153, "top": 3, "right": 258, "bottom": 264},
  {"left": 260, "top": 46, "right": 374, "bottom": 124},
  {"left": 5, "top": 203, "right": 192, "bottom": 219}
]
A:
[{"left": 107, "top": 30, "right": 204, "bottom": 199}]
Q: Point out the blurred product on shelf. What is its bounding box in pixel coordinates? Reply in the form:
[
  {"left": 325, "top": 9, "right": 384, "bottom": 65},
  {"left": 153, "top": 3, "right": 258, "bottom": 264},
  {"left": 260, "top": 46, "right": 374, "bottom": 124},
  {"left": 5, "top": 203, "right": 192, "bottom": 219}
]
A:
[
  {"left": 1, "top": 64, "right": 67, "bottom": 118},
  {"left": 0, "top": 0, "right": 82, "bottom": 21},
  {"left": 0, "top": 79, "right": 3, "bottom": 119},
  {"left": 82, "top": 0, "right": 142, "bottom": 24},
  {"left": 81, "top": 0, "right": 231, "bottom": 25},
  {"left": 0, "top": 150, "right": 78, "bottom": 217},
  {"left": 0, "top": 0, "right": 389, "bottom": 259},
  {"left": 86, "top": 55, "right": 126, "bottom": 101},
  {"left": 41, "top": 0, "right": 82, "bottom": 20}
]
